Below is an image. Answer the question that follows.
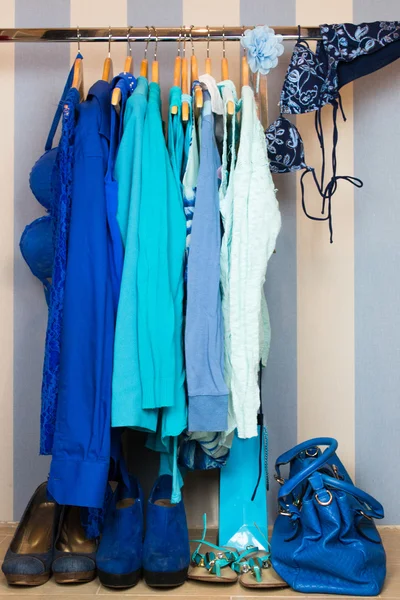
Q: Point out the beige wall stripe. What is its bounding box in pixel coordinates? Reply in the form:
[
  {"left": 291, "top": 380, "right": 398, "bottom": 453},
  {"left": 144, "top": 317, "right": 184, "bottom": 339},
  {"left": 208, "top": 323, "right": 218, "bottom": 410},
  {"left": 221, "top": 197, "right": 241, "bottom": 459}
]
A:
[
  {"left": 296, "top": 0, "right": 355, "bottom": 476},
  {"left": 0, "top": 0, "right": 15, "bottom": 521},
  {"left": 70, "top": 0, "right": 128, "bottom": 96}
]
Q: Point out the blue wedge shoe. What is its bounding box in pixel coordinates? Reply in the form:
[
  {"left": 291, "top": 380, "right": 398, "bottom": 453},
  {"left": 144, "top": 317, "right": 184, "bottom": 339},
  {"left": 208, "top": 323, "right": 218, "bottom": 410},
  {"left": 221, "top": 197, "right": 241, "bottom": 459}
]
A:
[
  {"left": 2, "top": 482, "right": 59, "bottom": 586},
  {"left": 97, "top": 474, "right": 144, "bottom": 588},
  {"left": 52, "top": 506, "right": 97, "bottom": 584},
  {"left": 143, "top": 475, "right": 190, "bottom": 588}
]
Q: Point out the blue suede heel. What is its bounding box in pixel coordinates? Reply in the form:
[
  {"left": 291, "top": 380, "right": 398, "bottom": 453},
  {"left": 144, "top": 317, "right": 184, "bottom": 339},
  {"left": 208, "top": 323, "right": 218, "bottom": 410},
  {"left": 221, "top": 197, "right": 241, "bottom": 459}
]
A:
[
  {"left": 97, "top": 475, "right": 144, "bottom": 589},
  {"left": 2, "top": 482, "right": 59, "bottom": 586},
  {"left": 143, "top": 475, "right": 190, "bottom": 588}
]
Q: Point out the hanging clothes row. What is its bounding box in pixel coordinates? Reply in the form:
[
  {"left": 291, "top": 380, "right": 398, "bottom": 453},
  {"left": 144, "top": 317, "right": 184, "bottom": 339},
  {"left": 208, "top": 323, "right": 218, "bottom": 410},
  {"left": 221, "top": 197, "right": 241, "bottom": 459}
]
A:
[{"left": 20, "top": 40, "right": 281, "bottom": 511}]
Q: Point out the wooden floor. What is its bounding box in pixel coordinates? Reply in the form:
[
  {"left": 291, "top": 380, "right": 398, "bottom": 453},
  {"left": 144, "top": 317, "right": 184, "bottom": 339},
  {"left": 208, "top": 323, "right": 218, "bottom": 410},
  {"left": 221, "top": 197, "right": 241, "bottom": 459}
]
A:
[{"left": 0, "top": 524, "right": 398, "bottom": 599}]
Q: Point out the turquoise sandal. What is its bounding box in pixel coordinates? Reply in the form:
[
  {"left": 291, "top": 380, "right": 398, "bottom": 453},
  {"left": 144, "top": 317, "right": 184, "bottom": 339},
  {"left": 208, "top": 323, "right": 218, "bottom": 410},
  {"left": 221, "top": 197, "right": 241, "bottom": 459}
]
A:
[
  {"left": 188, "top": 514, "right": 239, "bottom": 583},
  {"left": 231, "top": 545, "right": 289, "bottom": 589}
]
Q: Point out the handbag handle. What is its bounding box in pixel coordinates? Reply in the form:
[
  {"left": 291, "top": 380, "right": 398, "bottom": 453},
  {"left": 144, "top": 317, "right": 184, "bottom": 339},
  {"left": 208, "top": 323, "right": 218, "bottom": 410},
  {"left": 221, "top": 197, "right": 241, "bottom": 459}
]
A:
[
  {"left": 275, "top": 437, "right": 338, "bottom": 489},
  {"left": 309, "top": 473, "right": 385, "bottom": 520}
]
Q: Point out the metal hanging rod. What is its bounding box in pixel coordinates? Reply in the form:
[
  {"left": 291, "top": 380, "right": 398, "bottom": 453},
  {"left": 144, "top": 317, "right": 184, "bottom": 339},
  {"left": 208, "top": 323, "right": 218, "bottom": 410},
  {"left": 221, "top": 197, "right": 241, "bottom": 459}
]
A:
[{"left": 0, "top": 26, "right": 322, "bottom": 43}]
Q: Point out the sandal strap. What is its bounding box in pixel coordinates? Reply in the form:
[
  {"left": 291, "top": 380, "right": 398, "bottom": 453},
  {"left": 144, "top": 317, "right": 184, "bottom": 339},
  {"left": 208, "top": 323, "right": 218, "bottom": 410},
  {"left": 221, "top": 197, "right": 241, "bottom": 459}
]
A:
[
  {"left": 191, "top": 549, "right": 237, "bottom": 574},
  {"left": 190, "top": 513, "right": 238, "bottom": 575},
  {"left": 249, "top": 555, "right": 271, "bottom": 582},
  {"left": 231, "top": 546, "right": 260, "bottom": 573},
  {"left": 232, "top": 548, "right": 271, "bottom": 582}
]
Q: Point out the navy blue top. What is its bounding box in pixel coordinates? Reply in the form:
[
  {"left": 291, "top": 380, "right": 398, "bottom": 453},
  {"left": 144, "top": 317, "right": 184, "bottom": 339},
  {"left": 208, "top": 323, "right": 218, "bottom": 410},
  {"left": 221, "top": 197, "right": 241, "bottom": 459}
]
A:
[{"left": 48, "top": 80, "right": 114, "bottom": 508}]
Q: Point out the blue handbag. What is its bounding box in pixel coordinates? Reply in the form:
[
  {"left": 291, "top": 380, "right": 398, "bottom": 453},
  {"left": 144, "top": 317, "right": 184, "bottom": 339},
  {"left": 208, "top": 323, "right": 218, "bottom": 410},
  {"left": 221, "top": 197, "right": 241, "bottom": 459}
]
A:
[{"left": 271, "top": 438, "right": 386, "bottom": 596}]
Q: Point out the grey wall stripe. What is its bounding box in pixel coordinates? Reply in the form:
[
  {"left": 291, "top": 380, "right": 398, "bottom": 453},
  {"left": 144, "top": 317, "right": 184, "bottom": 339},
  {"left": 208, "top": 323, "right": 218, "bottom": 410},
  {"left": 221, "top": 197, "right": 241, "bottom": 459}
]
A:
[
  {"left": 124, "top": 0, "right": 188, "bottom": 508},
  {"left": 127, "top": 0, "right": 183, "bottom": 120},
  {"left": 14, "top": 0, "right": 70, "bottom": 520},
  {"left": 240, "top": 0, "right": 297, "bottom": 522},
  {"left": 354, "top": 0, "right": 400, "bottom": 524}
]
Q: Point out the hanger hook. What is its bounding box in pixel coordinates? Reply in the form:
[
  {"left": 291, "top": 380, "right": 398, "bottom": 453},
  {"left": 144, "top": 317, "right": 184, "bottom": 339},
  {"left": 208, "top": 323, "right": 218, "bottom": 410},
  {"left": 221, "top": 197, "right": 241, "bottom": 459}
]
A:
[
  {"left": 144, "top": 25, "right": 151, "bottom": 58},
  {"left": 222, "top": 24, "right": 226, "bottom": 58},
  {"left": 108, "top": 26, "right": 112, "bottom": 57},
  {"left": 177, "top": 26, "right": 182, "bottom": 57},
  {"left": 152, "top": 26, "right": 158, "bottom": 61},
  {"left": 183, "top": 27, "right": 186, "bottom": 58},
  {"left": 242, "top": 25, "right": 246, "bottom": 54},
  {"left": 206, "top": 25, "right": 210, "bottom": 59},
  {"left": 190, "top": 25, "right": 195, "bottom": 56},
  {"left": 127, "top": 26, "right": 132, "bottom": 56},
  {"left": 76, "top": 25, "right": 81, "bottom": 52}
]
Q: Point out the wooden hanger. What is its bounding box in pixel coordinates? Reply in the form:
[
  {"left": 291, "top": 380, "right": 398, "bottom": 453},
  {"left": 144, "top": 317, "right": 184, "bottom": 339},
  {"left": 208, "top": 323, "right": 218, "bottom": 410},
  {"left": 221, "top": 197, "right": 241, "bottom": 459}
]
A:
[
  {"left": 241, "top": 29, "right": 249, "bottom": 87},
  {"left": 123, "top": 27, "right": 133, "bottom": 74},
  {"left": 205, "top": 26, "right": 212, "bottom": 75},
  {"left": 66, "top": 27, "right": 84, "bottom": 106},
  {"left": 111, "top": 27, "right": 133, "bottom": 108},
  {"left": 151, "top": 27, "right": 159, "bottom": 84},
  {"left": 102, "top": 26, "right": 113, "bottom": 82},
  {"left": 190, "top": 26, "right": 203, "bottom": 110},
  {"left": 171, "top": 30, "right": 182, "bottom": 115},
  {"left": 221, "top": 26, "right": 235, "bottom": 116},
  {"left": 182, "top": 33, "right": 189, "bottom": 122},
  {"left": 241, "top": 55, "right": 249, "bottom": 86},
  {"left": 140, "top": 26, "right": 151, "bottom": 78},
  {"left": 71, "top": 56, "right": 83, "bottom": 94}
]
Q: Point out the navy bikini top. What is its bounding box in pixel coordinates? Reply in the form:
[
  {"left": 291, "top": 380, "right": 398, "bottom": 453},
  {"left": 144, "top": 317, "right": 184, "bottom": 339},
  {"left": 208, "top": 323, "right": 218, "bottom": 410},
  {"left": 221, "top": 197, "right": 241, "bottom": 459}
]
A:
[
  {"left": 266, "top": 22, "right": 400, "bottom": 241},
  {"left": 20, "top": 55, "right": 81, "bottom": 302}
]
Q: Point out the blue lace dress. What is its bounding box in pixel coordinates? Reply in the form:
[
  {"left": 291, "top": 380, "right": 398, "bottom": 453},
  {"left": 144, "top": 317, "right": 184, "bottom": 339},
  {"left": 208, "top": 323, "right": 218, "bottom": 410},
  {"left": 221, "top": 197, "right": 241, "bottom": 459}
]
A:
[{"left": 40, "top": 87, "right": 80, "bottom": 455}]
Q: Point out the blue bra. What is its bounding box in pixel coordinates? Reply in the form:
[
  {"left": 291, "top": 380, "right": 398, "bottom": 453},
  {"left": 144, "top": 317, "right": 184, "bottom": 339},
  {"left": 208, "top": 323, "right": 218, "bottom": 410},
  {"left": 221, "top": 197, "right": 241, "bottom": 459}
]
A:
[
  {"left": 266, "top": 22, "right": 400, "bottom": 241},
  {"left": 19, "top": 55, "right": 81, "bottom": 301}
]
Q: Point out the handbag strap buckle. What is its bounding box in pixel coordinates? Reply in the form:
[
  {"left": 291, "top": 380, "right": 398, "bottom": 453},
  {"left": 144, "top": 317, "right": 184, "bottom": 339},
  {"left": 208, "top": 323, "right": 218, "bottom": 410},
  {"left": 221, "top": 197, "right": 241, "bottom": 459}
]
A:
[{"left": 314, "top": 489, "right": 333, "bottom": 506}]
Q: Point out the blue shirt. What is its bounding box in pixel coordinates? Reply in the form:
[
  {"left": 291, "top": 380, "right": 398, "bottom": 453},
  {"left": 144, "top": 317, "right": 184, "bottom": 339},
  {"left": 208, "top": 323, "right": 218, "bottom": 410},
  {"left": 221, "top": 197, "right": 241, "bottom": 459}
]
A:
[
  {"left": 137, "top": 82, "right": 186, "bottom": 412},
  {"left": 112, "top": 77, "right": 158, "bottom": 431},
  {"left": 185, "top": 91, "right": 228, "bottom": 432},
  {"left": 48, "top": 80, "right": 114, "bottom": 508},
  {"left": 106, "top": 73, "right": 136, "bottom": 312}
]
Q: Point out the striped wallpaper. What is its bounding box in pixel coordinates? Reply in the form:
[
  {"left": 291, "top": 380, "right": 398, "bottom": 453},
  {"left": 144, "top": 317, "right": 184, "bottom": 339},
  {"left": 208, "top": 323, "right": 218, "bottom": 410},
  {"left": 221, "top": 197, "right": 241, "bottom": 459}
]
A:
[{"left": 1, "top": 0, "right": 399, "bottom": 525}]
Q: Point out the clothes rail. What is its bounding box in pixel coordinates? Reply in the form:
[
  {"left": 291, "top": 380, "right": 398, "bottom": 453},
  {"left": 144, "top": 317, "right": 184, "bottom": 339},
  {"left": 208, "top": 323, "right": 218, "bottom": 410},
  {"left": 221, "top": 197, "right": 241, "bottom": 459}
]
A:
[{"left": 0, "top": 26, "right": 322, "bottom": 43}]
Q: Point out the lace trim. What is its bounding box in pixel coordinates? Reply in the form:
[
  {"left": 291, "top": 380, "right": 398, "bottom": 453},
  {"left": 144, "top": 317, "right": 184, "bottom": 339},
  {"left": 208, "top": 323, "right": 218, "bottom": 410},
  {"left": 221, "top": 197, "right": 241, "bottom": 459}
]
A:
[{"left": 40, "top": 89, "right": 80, "bottom": 455}]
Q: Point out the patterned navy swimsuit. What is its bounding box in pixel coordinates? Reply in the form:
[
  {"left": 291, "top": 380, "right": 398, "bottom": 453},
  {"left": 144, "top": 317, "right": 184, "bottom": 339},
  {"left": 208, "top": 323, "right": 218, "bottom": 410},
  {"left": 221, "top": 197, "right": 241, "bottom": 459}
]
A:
[{"left": 266, "top": 22, "right": 400, "bottom": 241}]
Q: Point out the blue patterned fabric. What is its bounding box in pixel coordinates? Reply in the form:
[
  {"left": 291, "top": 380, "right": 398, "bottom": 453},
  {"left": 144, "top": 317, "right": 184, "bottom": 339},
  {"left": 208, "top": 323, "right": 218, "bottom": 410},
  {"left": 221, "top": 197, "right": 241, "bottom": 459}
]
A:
[
  {"left": 265, "top": 22, "right": 400, "bottom": 241},
  {"left": 40, "top": 86, "right": 80, "bottom": 455},
  {"left": 265, "top": 116, "right": 307, "bottom": 174},
  {"left": 178, "top": 433, "right": 229, "bottom": 471},
  {"left": 268, "top": 21, "right": 400, "bottom": 174},
  {"left": 280, "top": 21, "right": 400, "bottom": 115}
]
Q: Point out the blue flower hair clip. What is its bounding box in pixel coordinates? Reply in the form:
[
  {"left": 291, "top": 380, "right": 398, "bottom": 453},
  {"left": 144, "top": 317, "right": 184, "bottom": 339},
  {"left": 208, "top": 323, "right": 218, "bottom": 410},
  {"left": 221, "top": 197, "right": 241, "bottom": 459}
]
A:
[{"left": 241, "top": 25, "right": 284, "bottom": 75}]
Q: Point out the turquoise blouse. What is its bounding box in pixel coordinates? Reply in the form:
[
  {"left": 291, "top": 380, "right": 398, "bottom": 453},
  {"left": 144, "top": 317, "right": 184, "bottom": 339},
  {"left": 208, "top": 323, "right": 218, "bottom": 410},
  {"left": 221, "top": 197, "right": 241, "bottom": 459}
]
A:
[
  {"left": 112, "top": 77, "right": 157, "bottom": 431},
  {"left": 137, "top": 82, "right": 186, "bottom": 415}
]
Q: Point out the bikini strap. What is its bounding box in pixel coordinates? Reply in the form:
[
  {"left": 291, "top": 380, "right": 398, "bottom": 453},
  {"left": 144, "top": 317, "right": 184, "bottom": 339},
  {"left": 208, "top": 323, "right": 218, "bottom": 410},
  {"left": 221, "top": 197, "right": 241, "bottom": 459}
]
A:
[
  {"left": 301, "top": 101, "right": 363, "bottom": 243},
  {"left": 44, "top": 52, "right": 83, "bottom": 152},
  {"left": 297, "top": 25, "right": 309, "bottom": 48}
]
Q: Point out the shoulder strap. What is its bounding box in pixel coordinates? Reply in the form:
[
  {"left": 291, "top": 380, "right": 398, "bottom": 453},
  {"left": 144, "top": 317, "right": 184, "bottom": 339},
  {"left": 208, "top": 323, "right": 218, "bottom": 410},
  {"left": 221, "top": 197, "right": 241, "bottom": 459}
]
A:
[
  {"left": 44, "top": 52, "right": 83, "bottom": 152},
  {"left": 309, "top": 473, "right": 384, "bottom": 520}
]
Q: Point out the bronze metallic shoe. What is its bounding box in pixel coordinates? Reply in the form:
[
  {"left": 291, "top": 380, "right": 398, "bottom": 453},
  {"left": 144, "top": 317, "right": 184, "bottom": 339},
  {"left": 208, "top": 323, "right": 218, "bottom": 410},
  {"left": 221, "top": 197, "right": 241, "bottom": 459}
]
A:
[
  {"left": 52, "top": 506, "right": 97, "bottom": 584},
  {"left": 1, "top": 482, "right": 59, "bottom": 586}
]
